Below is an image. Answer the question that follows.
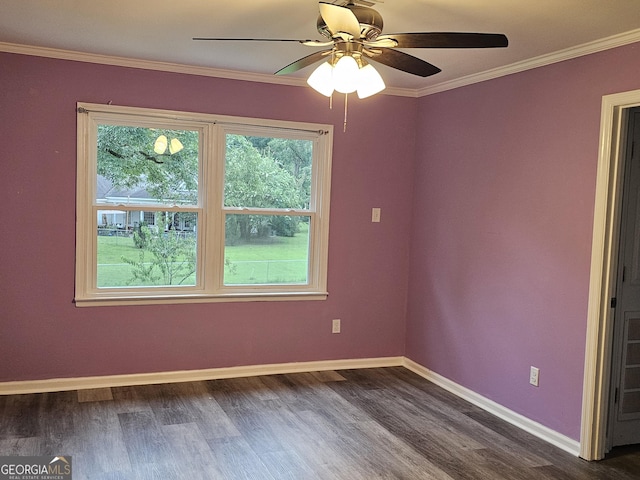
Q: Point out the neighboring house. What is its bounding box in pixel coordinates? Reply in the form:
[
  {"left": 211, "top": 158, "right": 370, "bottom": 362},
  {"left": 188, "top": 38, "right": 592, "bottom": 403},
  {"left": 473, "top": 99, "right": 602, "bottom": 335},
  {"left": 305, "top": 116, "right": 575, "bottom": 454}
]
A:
[
  {"left": 96, "top": 175, "right": 151, "bottom": 229},
  {"left": 96, "top": 175, "right": 193, "bottom": 231}
]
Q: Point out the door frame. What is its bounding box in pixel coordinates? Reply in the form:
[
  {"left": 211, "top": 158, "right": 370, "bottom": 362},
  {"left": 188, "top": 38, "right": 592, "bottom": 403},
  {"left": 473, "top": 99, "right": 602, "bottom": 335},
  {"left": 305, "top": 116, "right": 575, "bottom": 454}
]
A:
[{"left": 581, "top": 89, "right": 640, "bottom": 460}]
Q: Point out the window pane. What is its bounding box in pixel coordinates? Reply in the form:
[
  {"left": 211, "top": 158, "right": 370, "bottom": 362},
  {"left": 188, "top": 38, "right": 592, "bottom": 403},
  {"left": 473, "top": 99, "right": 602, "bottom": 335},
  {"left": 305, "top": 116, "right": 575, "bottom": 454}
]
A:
[
  {"left": 97, "top": 209, "right": 198, "bottom": 288},
  {"left": 97, "top": 125, "right": 199, "bottom": 206},
  {"left": 224, "top": 214, "right": 310, "bottom": 285},
  {"left": 224, "top": 134, "right": 312, "bottom": 209}
]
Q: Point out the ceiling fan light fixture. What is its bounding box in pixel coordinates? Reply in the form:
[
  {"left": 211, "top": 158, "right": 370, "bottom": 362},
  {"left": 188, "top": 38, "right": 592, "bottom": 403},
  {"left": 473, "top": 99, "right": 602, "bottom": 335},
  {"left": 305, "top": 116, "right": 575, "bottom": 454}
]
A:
[
  {"left": 306, "top": 55, "right": 386, "bottom": 99},
  {"left": 356, "top": 63, "right": 385, "bottom": 99},
  {"left": 332, "top": 55, "right": 359, "bottom": 94},
  {"left": 307, "top": 61, "right": 335, "bottom": 97}
]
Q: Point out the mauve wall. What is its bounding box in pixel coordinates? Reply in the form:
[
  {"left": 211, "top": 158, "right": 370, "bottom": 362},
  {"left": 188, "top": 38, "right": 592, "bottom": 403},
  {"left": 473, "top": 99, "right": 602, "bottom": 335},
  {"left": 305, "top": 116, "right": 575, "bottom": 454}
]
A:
[
  {"left": 0, "top": 52, "right": 416, "bottom": 382},
  {"left": 406, "top": 42, "right": 640, "bottom": 441}
]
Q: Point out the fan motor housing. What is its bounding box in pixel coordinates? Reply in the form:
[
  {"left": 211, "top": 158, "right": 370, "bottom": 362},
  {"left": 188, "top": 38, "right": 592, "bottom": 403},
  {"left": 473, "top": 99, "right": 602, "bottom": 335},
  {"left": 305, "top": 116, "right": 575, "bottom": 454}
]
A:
[{"left": 317, "top": 5, "right": 383, "bottom": 40}]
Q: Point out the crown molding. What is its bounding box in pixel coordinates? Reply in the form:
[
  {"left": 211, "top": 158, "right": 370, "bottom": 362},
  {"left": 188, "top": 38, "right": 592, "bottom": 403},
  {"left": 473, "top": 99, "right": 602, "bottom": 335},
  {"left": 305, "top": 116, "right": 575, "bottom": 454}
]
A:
[
  {"left": 0, "top": 41, "right": 415, "bottom": 97},
  {"left": 0, "top": 41, "right": 297, "bottom": 85},
  {"left": 417, "top": 28, "right": 640, "bottom": 97},
  {"left": 3, "top": 28, "right": 639, "bottom": 99}
]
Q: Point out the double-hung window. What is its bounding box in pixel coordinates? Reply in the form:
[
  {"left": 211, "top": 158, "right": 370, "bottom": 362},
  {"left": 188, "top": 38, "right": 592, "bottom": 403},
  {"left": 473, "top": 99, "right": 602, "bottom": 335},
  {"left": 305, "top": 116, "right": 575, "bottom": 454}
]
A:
[{"left": 75, "top": 103, "right": 333, "bottom": 306}]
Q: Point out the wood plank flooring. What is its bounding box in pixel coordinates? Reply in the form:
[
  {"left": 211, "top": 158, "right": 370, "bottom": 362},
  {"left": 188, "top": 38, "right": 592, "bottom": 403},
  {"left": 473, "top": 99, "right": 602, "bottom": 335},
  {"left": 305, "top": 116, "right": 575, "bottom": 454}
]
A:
[{"left": 1, "top": 367, "right": 639, "bottom": 479}]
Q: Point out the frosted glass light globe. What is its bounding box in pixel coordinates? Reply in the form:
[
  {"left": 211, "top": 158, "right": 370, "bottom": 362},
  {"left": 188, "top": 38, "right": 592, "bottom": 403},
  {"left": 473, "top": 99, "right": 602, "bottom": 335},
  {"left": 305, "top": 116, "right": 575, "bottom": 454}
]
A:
[
  {"left": 332, "top": 55, "right": 359, "bottom": 94},
  {"left": 307, "top": 62, "right": 335, "bottom": 97},
  {"left": 357, "top": 64, "right": 386, "bottom": 99}
]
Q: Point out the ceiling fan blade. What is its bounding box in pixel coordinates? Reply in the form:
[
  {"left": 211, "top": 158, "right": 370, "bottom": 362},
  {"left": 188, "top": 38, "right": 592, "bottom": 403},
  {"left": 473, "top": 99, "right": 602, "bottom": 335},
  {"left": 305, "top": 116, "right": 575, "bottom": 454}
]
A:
[
  {"left": 193, "top": 37, "right": 334, "bottom": 48},
  {"left": 275, "top": 49, "right": 333, "bottom": 75},
  {"left": 369, "top": 49, "right": 441, "bottom": 77},
  {"left": 376, "top": 32, "right": 508, "bottom": 49},
  {"left": 193, "top": 37, "right": 311, "bottom": 43},
  {"left": 319, "top": 2, "right": 361, "bottom": 38}
]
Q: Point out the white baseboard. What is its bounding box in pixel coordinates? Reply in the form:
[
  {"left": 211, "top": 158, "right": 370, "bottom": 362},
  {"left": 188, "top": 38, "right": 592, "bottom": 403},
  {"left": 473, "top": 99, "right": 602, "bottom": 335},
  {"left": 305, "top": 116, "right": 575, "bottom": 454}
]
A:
[
  {"left": 0, "top": 355, "right": 582, "bottom": 457},
  {"left": 402, "top": 358, "right": 581, "bottom": 457},
  {"left": 0, "top": 356, "right": 404, "bottom": 395}
]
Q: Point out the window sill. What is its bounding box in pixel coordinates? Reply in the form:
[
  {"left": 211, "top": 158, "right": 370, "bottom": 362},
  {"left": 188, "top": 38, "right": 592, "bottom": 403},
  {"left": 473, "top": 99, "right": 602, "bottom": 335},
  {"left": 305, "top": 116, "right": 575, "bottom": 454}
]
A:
[{"left": 74, "top": 291, "right": 329, "bottom": 307}]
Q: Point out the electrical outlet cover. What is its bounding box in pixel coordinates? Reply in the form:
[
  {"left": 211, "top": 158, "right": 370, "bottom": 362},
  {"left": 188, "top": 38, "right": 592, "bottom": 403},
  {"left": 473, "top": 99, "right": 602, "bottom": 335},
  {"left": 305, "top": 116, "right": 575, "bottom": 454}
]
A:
[{"left": 529, "top": 366, "right": 539, "bottom": 386}]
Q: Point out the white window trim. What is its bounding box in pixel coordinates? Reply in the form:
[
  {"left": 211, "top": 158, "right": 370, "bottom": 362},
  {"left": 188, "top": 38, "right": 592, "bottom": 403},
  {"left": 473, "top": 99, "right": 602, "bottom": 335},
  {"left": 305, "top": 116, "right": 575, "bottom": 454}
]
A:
[{"left": 75, "top": 102, "right": 333, "bottom": 306}]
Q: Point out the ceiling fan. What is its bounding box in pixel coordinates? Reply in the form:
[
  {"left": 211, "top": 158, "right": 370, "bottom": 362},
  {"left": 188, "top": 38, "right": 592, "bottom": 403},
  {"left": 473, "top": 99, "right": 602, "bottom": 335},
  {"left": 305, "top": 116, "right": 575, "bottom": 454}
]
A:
[{"left": 194, "top": 1, "right": 509, "bottom": 87}]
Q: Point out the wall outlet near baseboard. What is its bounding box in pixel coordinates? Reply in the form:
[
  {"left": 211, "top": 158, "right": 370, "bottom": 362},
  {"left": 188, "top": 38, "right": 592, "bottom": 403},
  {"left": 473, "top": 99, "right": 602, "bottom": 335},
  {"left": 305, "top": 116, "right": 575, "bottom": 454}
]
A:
[{"left": 529, "top": 366, "right": 540, "bottom": 387}]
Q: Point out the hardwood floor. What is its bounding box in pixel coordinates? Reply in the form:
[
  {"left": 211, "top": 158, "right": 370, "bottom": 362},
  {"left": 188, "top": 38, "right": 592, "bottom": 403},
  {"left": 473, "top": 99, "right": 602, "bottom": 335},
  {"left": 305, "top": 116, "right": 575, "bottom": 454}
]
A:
[{"left": 1, "top": 367, "right": 639, "bottom": 479}]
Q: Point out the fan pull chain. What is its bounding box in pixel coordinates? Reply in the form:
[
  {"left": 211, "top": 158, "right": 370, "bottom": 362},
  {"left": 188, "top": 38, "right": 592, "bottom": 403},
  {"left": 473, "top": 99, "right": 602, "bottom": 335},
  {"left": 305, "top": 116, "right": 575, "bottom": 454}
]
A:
[
  {"left": 330, "top": 50, "right": 335, "bottom": 113},
  {"left": 343, "top": 93, "right": 348, "bottom": 133}
]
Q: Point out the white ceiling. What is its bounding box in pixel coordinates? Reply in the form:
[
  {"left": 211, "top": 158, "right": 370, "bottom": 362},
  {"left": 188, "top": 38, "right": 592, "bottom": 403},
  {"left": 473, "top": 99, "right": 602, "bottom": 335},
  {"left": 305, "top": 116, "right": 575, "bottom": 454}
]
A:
[{"left": 2, "top": 0, "right": 640, "bottom": 94}]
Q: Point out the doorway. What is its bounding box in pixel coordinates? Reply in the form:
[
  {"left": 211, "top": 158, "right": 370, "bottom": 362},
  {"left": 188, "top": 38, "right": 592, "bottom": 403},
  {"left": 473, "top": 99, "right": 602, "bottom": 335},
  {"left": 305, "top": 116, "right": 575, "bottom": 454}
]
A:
[
  {"left": 607, "top": 107, "right": 640, "bottom": 449},
  {"left": 581, "top": 90, "right": 640, "bottom": 461}
]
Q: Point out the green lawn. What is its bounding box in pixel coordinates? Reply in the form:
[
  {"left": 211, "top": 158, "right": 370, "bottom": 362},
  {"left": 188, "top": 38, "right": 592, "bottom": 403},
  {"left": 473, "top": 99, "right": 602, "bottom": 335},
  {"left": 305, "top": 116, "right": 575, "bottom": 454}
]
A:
[
  {"left": 97, "top": 224, "right": 309, "bottom": 287},
  {"left": 97, "top": 234, "right": 159, "bottom": 287},
  {"left": 224, "top": 224, "right": 309, "bottom": 285}
]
